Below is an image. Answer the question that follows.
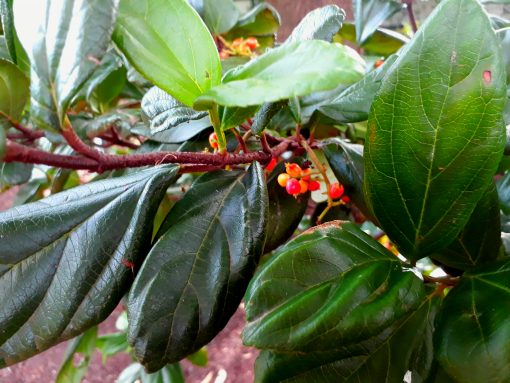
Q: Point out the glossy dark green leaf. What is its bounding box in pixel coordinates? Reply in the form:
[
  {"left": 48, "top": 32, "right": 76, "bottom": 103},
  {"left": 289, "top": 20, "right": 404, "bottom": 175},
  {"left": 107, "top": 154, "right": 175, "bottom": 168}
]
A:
[
  {"left": 0, "top": 0, "right": 29, "bottom": 72},
  {"left": 114, "top": 0, "right": 221, "bottom": 108},
  {"left": 436, "top": 260, "right": 510, "bottom": 382},
  {"left": 55, "top": 327, "right": 98, "bottom": 383},
  {"left": 252, "top": 290, "right": 439, "bottom": 383},
  {"left": 194, "top": 40, "right": 365, "bottom": 110},
  {"left": 0, "top": 166, "right": 179, "bottom": 366},
  {"left": 336, "top": 23, "right": 409, "bottom": 56},
  {"left": 243, "top": 222, "right": 425, "bottom": 352},
  {"left": 203, "top": 0, "right": 240, "bottom": 35},
  {"left": 264, "top": 162, "right": 308, "bottom": 253},
  {"left": 364, "top": 0, "right": 506, "bottom": 259},
  {"left": 318, "top": 55, "right": 397, "bottom": 124},
  {"left": 354, "top": 0, "right": 403, "bottom": 45},
  {"left": 431, "top": 182, "right": 503, "bottom": 270},
  {"left": 128, "top": 163, "right": 268, "bottom": 372},
  {"left": 0, "top": 58, "right": 29, "bottom": 122},
  {"left": 226, "top": 3, "right": 280, "bottom": 40},
  {"left": 323, "top": 139, "right": 374, "bottom": 221},
  {"left": 251, "top": 101, "right": 287, "bottom": 135},
  {"left": 141, "top": 86, "right": 211, "bottom": 143},
  {"left": 0, "top": 162, "right": 33, "bottom": 186},
  {"left": 13, "top": 0, "right": 118, "bottom": 131},
  {"left": 286, "top": 5, "right": 345, "bottom": 44}
]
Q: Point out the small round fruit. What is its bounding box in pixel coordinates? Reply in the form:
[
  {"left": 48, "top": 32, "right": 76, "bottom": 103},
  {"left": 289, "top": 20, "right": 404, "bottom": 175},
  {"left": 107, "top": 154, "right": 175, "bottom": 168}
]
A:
[
  {"left": 285, "top": 163, "right": 302, "bottom": 178},
  {"left": 286, "top": 178, "right": 301, "bottom": 195},
  {"left": 308, "top": 180, "right": 321, "bottom": 191},
  {"left": 245, "top": 37, "right": 259, "bottom": 50},
  {"left": 209, "top": 132, "right": 219, "bottom": 149},
  {"left": 301, "top": 168, "right": 312, "bottom": 181},
  {"left": 374, "top": 59, "right": 384, "bottom": 68},
  {"left": 277, "top": 173, "right": 290, "bottom": 187},
  {"left": 341, "top": 195, "right": 351, "bottom": 203},
  {"left": 299, "top": 180, "right": 308, "bottom": 194},
  {"left": 328, "top": 182, "right": 344, "bottom": 199}
]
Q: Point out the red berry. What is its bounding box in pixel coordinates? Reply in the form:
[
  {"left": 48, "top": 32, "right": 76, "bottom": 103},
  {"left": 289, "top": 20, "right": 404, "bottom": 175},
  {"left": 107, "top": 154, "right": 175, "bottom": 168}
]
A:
[
  {"left": 299, "top": 180, "right": 308, "bottom": 194},
  {"left": 341, "top": 195, "right": 350, "bottom": 203},
  {"left": 285, "top": 163, "right": 302, "bottom": 178},
  {"left": 301, "top": 168, "right": 312, "bottom": 181},
  {"left": 266, "top": 157, "right": 277, "bottom": 172},
  {"left": 328, "top": 182, "right": 344, "bottom": 200},
  {"left": 286, "top": 178, "right": 301, "bottom": 195},
  {"left": 308, "top": 180, "right": 321, "bottom": 191},
  {"left": 277, "top": 173, "right": 290, "bottom": 187},
  {"left": 374, "top": 59, "right": 384, "bottom": 68},
  {"left": 245, "top": 37, "right": 259, "bottom": 50},
  {"left": 209, "top": 132, "right": 219, "bottom": 149}
]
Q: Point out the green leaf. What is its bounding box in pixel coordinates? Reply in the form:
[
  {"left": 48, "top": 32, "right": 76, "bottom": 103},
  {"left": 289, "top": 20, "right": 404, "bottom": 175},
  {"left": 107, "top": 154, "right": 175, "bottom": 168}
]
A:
[
  {"left": 286, "top": 5, "right": 345, "bottom": 43},
  {"left": 264, "top": 162, "right": 308, "bottom": 253},
  {"left": 318, "top": 55, "right": 397, "bottom": 124},
  {"left": 0, "top": 162, "right": 33, "bottom": 187},
  {"left": 0, "top": 0, "right": 29, "bottom": 73},
  {"left": 203, "top": 0, "right": 240, "bottom": 35},
  {"left": 128, "top": 163, "right": 268, "bottom": 372},
  {"left": 323, "top": 139, "right": 374, "bottom": 221},
  {"left": 13, "top": 0, "right": 118, "bottom": 131},
  {"left": 220, "top": 105, "right": 259, "bottom": 130},
  {"left": 354, "top": 0, "right": 403, "bottom": 45},
  {"left": 243, "top": 222, "right": 425, "bottom": 352},
  {"left": 364, "top": 0, "right": 506, "bottom": 259},
  {"left": 56, "top": 327, "right": 98, "bottom": 383},
  {"left": 113, "top": 0, "right": 221, "bottom": 108},
  {"left": 141, "top": 86, "right": 211, "bottom": 143},
  {"left": 186, "top": 347, "right": 208, "bottom": 367},
  {"left": 335, "top": 23, "right": 409, "bottom": 56},
  {"left": 430, "top": 182, "right": 503, "bottom": 270},
  {"left": 96, "top": 332, "right": 129, "bottom": 363},
  {"left": 194, "top": 40, "right": 365, "bottom": 110},
  {"left": 226, "top": 3, "right": 280, "bottom": 40},
  {"left": 141, "top": 364, "right": 185, "bottom": 383},
  {"left": 0, "top": 127, "right": 4, "bottom": 161},
  {"left": 0, "top": 58, "right": 29, "bottom": 121},
  {"left": 436, "top": 260, "right": 510, "bottom": 382},
  {"left": 251, "top": 101, "right": 287, "bottom": 135},
  {"left": 497, "top": 170, "right": 510, "bottom": 215},
  {"left": 0, "top": 166, "right": 179, "bottom": 366}
]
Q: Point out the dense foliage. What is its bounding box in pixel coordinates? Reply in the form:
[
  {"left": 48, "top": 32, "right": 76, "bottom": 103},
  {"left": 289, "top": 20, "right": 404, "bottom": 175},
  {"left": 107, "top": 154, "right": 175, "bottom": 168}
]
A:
[{"left": 1, "top": 0, "right": 510, "bottom": 382}]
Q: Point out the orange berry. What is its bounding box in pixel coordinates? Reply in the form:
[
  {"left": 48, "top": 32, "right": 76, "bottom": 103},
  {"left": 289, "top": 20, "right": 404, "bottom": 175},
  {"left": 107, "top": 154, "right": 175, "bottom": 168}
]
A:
[
  {"left": 374, "top": 59, "right": 384, "bottom": 68},
  {"left": 301, "top": 168, "right": 312, "bottom": 181},
  {"left": 286, "top": 178, "right": 301, "bottom": 195},
  {"left": 277, "top": 173, "right": 290, "bottom": 187},
  {"left": 308, "top": 180, "right": 321, "bottom": 191},
  {"left": 328, "top": 183, "right": 344, "bottom": 200},
  {"left": 266, "top": 157, "right": 277, "bottom": 172},
  {"left": 245, "top": 37, "right": 259, "bottom": 50},
  {"left": 285, "top": 163, "right": 302, "bottom": 178},
  {"left": 299, "top": 180, "right": 308, "bottom": 194},
  {"left": 209, "top": 132, "right": 219, "bottom": 149}
]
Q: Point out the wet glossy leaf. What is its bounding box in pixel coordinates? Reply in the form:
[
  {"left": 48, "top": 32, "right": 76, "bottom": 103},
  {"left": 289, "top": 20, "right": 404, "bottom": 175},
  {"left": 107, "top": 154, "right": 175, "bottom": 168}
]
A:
[
  {"left": 264, "top": 162, "right": 308, "bottom": 253},
  {"left": 318, "top": 55, "right": 397, "bottom": 124},
  {"left": 251, "top": 101, "right": 287, "bottom": 135},
  {"left": 203, "top": 0, "right": 240, "bottom": 35},
  {"left": 0, "top": 162, "right": 33, "bottom": 187},
  {"left": 286, "top": 5, "right": 345, "bottom": 44},
  {"left": 243, "top": 222, "right": 425, "bottom": 352},
  {"left": 128, "top": 163, "right": 268, "bottom": 372},
  {"left": 354, "top": 0, "right": 403, "bottom": 45},
  {"left": 0, "top": 166, "right": 179, "bottom": 366},
  {"left": 364, "top": 0, "right": 506, "bottom": 259},
  {"left": 431, "top": 182, "right": 503, "bottom": 270},
  {"left": 220, "top": 105, "right": 259, "bottom": 130},
  {"left": 56, "top": 327, "right": 98, "bottom": 383},
  {"left": 141, "top": 87, "right": 211, "bottom": 143},
  {"left": 323, "top": 139, "right": 374, "bottom": 221},
  {"left": 436, "top": 260, "right": 510, "bottom": 383},
  {"left": 194, "top": 40, "right": 365, "bottom": 110},
  {"left": 114, "top": 0, "right": 221, "bottom": 108},
  {"left": 226, "top": 3, "right": 280, "bottom": 41},
  {"left": 13, "top": 0, "right": 118, "bottom": 131}
]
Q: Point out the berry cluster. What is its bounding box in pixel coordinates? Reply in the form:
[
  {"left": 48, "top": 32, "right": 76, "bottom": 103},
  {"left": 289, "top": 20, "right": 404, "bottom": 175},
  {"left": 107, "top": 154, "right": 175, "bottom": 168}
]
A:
[
  {"left": 209, "top": 132, "right": 219, "bottom": 149},
  {"left": 277, "top": 163, "right": 321, "bottom": 196},
  {"left": 219, "top": 37, "right": 259, "bottom": 59}
]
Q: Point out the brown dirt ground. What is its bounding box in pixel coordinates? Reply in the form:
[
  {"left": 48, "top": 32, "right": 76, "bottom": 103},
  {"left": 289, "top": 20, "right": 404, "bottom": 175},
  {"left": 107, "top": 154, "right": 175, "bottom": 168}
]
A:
[{"left": 0, "top": 190, "right": 257, "bottom": 383}]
